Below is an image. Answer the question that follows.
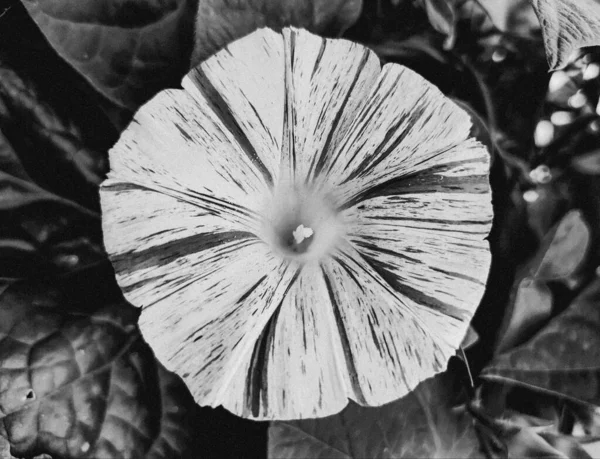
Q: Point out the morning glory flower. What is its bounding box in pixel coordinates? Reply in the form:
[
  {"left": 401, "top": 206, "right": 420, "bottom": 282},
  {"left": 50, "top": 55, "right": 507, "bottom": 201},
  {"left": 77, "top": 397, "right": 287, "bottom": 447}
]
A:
[{"left": 100, "top": 27, "right": 492, "bottom": 420}]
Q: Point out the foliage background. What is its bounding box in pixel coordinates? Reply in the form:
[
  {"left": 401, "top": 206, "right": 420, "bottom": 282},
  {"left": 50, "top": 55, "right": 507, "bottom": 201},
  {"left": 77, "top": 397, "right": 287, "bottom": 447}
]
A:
[{"left": 1, "top": 0, "right": 600, "bottom": 457}]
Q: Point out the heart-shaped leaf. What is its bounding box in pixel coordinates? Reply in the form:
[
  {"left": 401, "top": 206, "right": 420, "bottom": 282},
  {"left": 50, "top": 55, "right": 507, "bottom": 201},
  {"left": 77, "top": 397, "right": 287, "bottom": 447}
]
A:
[
  {"left": 530, "top": 0, "right": 600, "bottom": 70},
  {"left": 0, "top": 264, "right": 196, "bottom": 459},
  {"left": 20, "top": 0, "right": 198, "bottom": 109},
  {"left": 191, "top": 0, "right": 363, "bottom": 66},
  {"left": 482, "top": 277, "right": 600, "bottom": 406},
  {"left": 269, "top": 363, "right": 482, "bottom": 458}
]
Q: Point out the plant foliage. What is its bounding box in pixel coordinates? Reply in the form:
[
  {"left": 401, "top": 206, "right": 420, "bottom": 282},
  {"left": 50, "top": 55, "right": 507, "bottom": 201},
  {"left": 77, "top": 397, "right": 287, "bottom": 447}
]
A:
[{"left": 1, "top": 0, "right": 600, "bottom": 457}]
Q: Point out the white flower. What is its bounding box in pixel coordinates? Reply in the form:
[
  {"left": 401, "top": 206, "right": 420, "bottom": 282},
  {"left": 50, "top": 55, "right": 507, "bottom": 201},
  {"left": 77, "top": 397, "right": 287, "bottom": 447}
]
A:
[{"left": 100, "top": 28, "right": 492, "bottom": 420}]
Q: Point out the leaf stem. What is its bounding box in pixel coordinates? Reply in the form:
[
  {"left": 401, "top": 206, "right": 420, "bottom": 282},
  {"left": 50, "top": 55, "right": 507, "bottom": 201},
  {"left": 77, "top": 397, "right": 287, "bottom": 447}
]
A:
[{"left": 459, "top": 54, "right": 531, "bottom": 178}]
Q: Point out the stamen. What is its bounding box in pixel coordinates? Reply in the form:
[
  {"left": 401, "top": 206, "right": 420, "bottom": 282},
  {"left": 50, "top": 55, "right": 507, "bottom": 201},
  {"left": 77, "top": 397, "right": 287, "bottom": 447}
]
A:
[{"left": 292, "top": 224, "right": 314, "bottom": 245}]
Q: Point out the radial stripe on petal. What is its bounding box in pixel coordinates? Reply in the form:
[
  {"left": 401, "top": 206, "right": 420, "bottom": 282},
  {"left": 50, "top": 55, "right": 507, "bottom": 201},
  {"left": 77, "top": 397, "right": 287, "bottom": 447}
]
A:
[
  {"left": 104, "top": 88, "right": 268, "bottom": 222},
  {"left": 136, "top": 243, "right": 300, "bottom": 409},
  {"left": 319, "top": 246, "right": 457, "bottom": 406},
  {"left": 344, "top": 177, "right": 492, "bottom": 321},
  {"left": 101, "top": 186, "right": 254, "bottom": 267},
  {"left": 184, "top": 28, "right": 285, "bottom": 183},
  {"left": 321, "top": 63, "right": 479, "bottom": 203},
  {"left": 279, "top": 28, "right": 380, "bottom": 183},
  {"left": 221, "top": 265, "right": 351, "bottom": 420}
]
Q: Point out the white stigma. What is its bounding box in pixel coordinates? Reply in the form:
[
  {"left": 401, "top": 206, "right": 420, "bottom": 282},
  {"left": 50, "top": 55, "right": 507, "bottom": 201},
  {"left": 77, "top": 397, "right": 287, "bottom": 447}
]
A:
[{"left": 292, "top": 224, "right": 314, "bottom": 245}]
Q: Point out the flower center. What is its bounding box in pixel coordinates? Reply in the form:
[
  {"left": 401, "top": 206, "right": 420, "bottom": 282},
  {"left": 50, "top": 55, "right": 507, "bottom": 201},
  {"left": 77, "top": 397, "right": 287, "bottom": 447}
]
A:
[
  {"left": 261, "top": 183, "right": 345, "bottom": 262},
  {"left": 288, "top": 224, "right": 314, "bottom": 253}
]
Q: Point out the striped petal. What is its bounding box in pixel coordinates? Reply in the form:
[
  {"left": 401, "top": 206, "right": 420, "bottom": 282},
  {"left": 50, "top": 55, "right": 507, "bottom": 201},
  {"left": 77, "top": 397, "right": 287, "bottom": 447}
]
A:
[
  {"left": 133, "top": 239, "right": 300, "bottom": 412},
  {"left": 317, "top": 246, "right": 459, "bottom": 405},
  {"left": 220, "top": 264, "right": 351, "bottom": 419},
  {"left": 279, "top": 29, "right": 381, "bottom": 182},
  {"left": 185, "top": 28, "right": 285, "bottom": 183},
  {"left": 217, "top": 248, "right": 464, "bottom": 420},
  {"left": 101, "top": 27, "right": 493, "bottom": 421},
  {"left": 318, "top": 63, "right": 480, "bottom": 205},
  {"left": 343, "top": 150, "right": 492, "bottom": 333}
]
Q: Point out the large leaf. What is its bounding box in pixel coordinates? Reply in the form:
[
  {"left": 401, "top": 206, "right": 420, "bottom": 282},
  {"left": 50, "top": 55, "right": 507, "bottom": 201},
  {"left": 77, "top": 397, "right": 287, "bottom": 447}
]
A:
[
  {"left": 191, "top": 0, "right": 363, "bottom": 65},
  {"left": 268, "top": 363, "right": 482, "bottom": 458},
  {"left": 0, "top": 160, "right": 104, "bottom": 278},
  {"left": 20, "top": 0, "right": 198, "bottom": 110},
  {"left": 0, "top": 64, "right": 106, "bottom": 278},
  {"left": 494, "top": 209, "right": 590, "bottom": 353},
  {"left": 482, "top": 277, "right": 600, "bottom": 406},
  {"left": 0, "top": 264, "right": 196, "bottom": 459},
  {"left": 530, "top": 0, "right": 600, "bottom": 70},
  {"left": 0, "top": 58, "right": 111, "bottom": 211}
]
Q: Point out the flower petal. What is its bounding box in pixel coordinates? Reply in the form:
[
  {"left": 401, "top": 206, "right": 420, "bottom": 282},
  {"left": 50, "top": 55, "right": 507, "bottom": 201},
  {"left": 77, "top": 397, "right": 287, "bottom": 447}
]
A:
[
  {"left": 101, "top": 187, "right": 251, "bottom": 264},
  {"left": 318, "top": 246, "right": 460, "bottom": 406},
  {"left": 279, "top": 28, "right": 381, "bottom": 182},
  {"left": 319, "top": 63, "right": 478, "bottom": 204},
  {"left": 221, "top": 265, "right": 352, "bottom": 420},
  {"left": 134, "top": 239, "right": 301, "bottom": 410},
  {"left": 184, "top": 28, "right": 285, "bottom": 183},
  {"left": 343, "top": 159, "right": 492, "bottom": 333},
  {"left": 103, "top": 87, "right": 268, "bottom": 226},
  {"left": 215, "top": 242, "right": 477, "bottom": 420}
]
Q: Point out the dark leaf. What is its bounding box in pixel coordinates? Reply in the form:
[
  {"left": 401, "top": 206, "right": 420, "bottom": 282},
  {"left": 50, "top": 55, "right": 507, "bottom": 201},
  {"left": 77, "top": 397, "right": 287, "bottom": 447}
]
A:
[
  {"left": 191, "top": 0, "right": 363, "bottom": 66},
  {"left": 418, "top": 0, "right": 457, "bottom": 49},
  {"left": 522, "top": 181, "right": 572, "bottom": 241},
  {"left": 0, "top": 264, "right": 196, "bottom": 459},
  {"left": 0, "top": 51, "right": 112, "bottom": 278},
  {"left": 482, "top": 277, "right": 600, "bottom": 406},
  {"left": 0, "top": 53, "right": 113, "bottom": 210},
  {"left": 20, "top": 0, "right": 198, "bottom": 109},
  {"left": 493, "top": 209, "right": 588, "bottom": 354},
  {"left": 269, "top": 364, "right": 483, "bottom": 458},
  {"left": 506, "top": 426, "right": 591, "bottom": 458},
  {"left": 530, "top": 0, "right": 600, "bottom": 70},
  {"left": 532, "top": 209, "right": 590, "bottom": 282},
  {"left": 495, "top": 277, "right": 553, "bottom": 353},
  {"left": 540, "top": 432, "right": 594, "bottom": 458},
  {"left": 0, "top": 130, "right": 104, "bottom": 279},
  {"left": 477, "top": 0, "right": 539, "bottom": 35}
]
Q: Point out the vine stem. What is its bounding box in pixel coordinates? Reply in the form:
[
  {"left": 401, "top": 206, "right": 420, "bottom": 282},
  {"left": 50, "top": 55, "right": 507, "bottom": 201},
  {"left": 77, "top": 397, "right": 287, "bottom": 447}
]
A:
[{"left": 459, "top": 54, "right": 532, "bottom": 179}]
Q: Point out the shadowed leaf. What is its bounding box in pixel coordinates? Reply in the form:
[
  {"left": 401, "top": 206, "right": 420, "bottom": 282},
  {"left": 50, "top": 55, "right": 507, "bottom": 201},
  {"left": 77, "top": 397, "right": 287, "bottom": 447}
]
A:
[
  {"left": 0, "top": 67, "right": 108, "bottom": 277},
  {"left": 482, "top": 277, "right": 600, "bottom": 406},
  {"left": 530, "top": 0, "right": 600, "bottom": 69},
  {"left": 268, "top": 365, "right": 483, "bottom": 458},
  {"left": 0, "top": 264, "right": 196, "bottom": 459},
  {"left": 0, "top": 131, "right": 104, "bottom": 279},
  {"left": 417, "top": 0, "right": 457, "bottom": 49},
  {"left": 504, "top": 426, "right": 592, "bottom": 458},
  {"left": 477, "top": 0, "right": 538, "bottom": 34},
  {"left": 0, "top": 58, "right": 111, "bottom": 210},
  {"left": 495, "top": 277, "right": 553, "bottom": 353},
  {"left": 191, "top": 0, "right": 363, "bottom": 66},
  {"left": 494, "top": 209, "right": 589, "bottom": 353},
  {"left": 20, "top": 0, "right": 198, "bottom": 109},
  {"left": 532, "top": 209, "right": 590, "bottom": 282}
]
